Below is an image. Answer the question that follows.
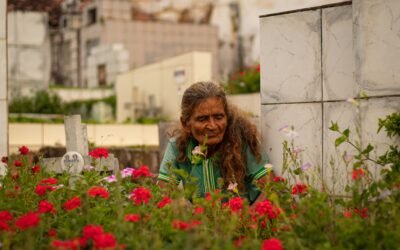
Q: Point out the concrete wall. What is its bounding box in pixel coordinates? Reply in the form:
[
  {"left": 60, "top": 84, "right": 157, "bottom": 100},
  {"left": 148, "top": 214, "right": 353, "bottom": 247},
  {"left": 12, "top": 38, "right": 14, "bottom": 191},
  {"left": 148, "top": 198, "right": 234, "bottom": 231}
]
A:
[
  {"left": 9, "top": 123, "right": 159, "bottom": 154},
  {"left": 50, "top": 88, "right": 115, "bottom": 102},
  {"left": 116, "top": 51, "right": 212, "bottom": 122},
  {"left": 260, "top": 0, "right": 400, "bottom": 192},
  {"left": 7, "top": 11, "right": 51, "bottom": 98},
  {"left": 0, "top": 0, "right": 7, "bottom": 160},
  {"left": 227, "top": 93, "right": 260, "bottom": 118}
]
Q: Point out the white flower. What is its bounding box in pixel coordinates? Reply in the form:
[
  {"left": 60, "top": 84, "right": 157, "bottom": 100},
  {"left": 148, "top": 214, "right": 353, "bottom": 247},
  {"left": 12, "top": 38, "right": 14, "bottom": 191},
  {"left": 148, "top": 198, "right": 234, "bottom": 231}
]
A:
[
  {"left": 227, "top": 182, "right": 238, "bottom": 194},
  {"left": 278, "top": 125, "right": 299, "bottom": 139},
  {"left": 346, "top": 97, "right": 359, "bottom": 106},
  {"left": 382, "top": 164, "right": 393, "bottom": 172},
  {"left": 264, "top": 163, "right": 273, "bottom": 173},
  {"left": 83, "top": 165, "right": 95, "bottom": 171},
  {"left": 121, "top": 167, "right": 135, "bottom": 178},
  {"left": 343, "top": 153, "right": 354, "bottom": 164},
  {"left": 192, "top": 146, "right": 205, "bottom": 156},
  {"left": 301, "top": 162, "right": 312, "bottom": 171}
]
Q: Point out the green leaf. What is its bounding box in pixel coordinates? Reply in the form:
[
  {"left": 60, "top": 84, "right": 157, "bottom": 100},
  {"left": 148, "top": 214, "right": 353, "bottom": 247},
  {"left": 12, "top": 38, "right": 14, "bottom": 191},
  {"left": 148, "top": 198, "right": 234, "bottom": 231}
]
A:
[
  {"left": 329, "top": 122, "right": 339, "bottom": 132},
  {"left": 343, "top": 129, "right": 350, "bottom": 138},
  {"left": 362, "top": 144, "right": 374, "bottom": 155},
  {"left": 335, "top": 135, "right": 347, "bottom": 147}
]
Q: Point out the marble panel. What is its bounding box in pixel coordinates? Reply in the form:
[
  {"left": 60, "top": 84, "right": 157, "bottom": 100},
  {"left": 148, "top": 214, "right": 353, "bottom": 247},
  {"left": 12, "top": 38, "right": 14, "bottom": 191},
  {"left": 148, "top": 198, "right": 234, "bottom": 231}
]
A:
[
  {"left": 322, "top": 5, "right": 357, "bottom": 101},
  {"left": 261, "top": 103, "right": 322, "bottom": 186},
  {"left": 0, "top": 100, "right": 7, "bottom": 158},
  {"left": 260, "top": 10, "right": 322, "bottom": 104},
  {"left": 323, "top": 101, "right": 360, "bottom": 194},
  {"left": 0, "top": 40, "right": 5, "bottom": 100},
  {"left": 360, "top": 97, "right": 400, "bottom": 178},
  {"left": 353, "top": 0, "right": 400, "bottom": 96},
  {"left": 7, "top": 12, "right": 48, "bottom": 46},
  {"left": 0, "top": 0, "right": 5, "bottom": 39},
  {"left": 260, "top": 0, "right": 351, "bottom": 16}
]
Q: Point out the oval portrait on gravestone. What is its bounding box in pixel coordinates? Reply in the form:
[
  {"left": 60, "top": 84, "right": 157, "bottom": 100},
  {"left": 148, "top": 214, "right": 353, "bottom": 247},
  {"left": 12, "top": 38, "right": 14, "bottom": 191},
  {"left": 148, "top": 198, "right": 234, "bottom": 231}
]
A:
[{"left": 61, "top": 151, "right": 84, "bottom": 174}]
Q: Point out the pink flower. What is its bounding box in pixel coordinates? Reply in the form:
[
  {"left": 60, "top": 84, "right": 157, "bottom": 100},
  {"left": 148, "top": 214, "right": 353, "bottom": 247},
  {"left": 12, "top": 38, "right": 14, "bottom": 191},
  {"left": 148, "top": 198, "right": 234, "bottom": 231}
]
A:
[
  {"left": 88, "top": 186, "right": 109, "bottom": 199},
  {"left": 157, "top": 196, "right": 173, "bottom": 208},
  {"left": 15, "top": 212, "right": 40, "bottom": 230},
  {"left": 63, "top": 197, "right": 81, "bottom": 211},
  {"left": 104, "top": 175, "right": 117, "bottom": 183},
  {"left": 125, "top": 214, "right": 141, "bottom": 223},
  {"left": 19, "top": 145, "right": 29, "bottom": 155},
  {"left": 89, "top": 148, "right": 109, "bottom": 159},
  {"left": 132, "top": 165, "right": 153, "bottom": 179},
  {"left": 262, "top": 238, "right": 283, "bottom": 250},
  {"left": 292, "top": 183, "right": 308, "bottom": 195},
  {"left": 121, "top": 167, "right": 134, "bottom": 178},
  {"left": 228, "top": 196, "right": 244, "bottom": 213},
  {"left": 130, "top": 187, "right": 152, "bottom": 205}
]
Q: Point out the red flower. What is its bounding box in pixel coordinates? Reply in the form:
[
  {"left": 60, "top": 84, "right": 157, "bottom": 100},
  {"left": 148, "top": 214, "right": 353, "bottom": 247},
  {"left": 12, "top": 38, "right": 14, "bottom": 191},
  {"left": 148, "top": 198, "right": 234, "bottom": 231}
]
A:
[
  {"left": 31, "top": 165, "right": 41, "bottom": 174},
  {"left": 354, "top": 208, "right": 368, "bottom": 218},
  {"left": 35, "top": 185, "right": 56, "bottom": 196},
  {"left": 291, "top": 183, "right": 308, "bottom": 195},
  {"left": 255, "top": 200, "right": 280, "bottom": 219},
  {"left": 83, "top": 224, "right": 104, "bottom": 239},
  {"left": 132, "top": 165, "right": 153, "bottom": 179},
  {"left": 39, "top": 177, "right": 58, "bottom": 185},
  {"left": 233, "top": 236, "right": 246, "bottom": 248},
  {"left": 38, "top": 200, "right": 56, "bottom": 214},
  {"left": 262, "top": 238, "right": 283, "bottom": 250},
  {"left": 0, "top": 221, "right": 10, "bottom": 231},
  {"left": 228, "top": 196, "right": 244, "bottom": 213},
  {"left": 157, "top": 196, "right": 172, "bottom": 208},
  {"left": 48, "top": 228, "right": 57, "bottom": 237},
  {"left": 124, "top": 214, "right": 141, "bottom": 223},
  {"left": 352, "top": 168, "right": 365, "bottom": 180},
  {"left": 89, "top": 148, "right": 109, "bottom": 159},
  {"left": 19, "top": 145, "right": 29, "bottom": 155},
  {"left": 193, "top": 206, "right": 204, "bottom": 215},
  {"left": 15, "top": 212, "right": 40, "bottom": 230},
  {"left": 12, "top": 172, "right": 19, "bottom": 180},
  {"left": 0, "top": 211, "right": 13, "bottom": 222},
  {"left": 172, "top": 220, "right": 190, "bottom": 231},
  {"left": 52, "top": 238, "right": 86, "bottom": 249},
  {"left": 256, "top": 64, "right": 260, "bottom": 72},
  {"left": 239, "top": 71, "right": 245, "bottom": 76},
  {"left": 343, "top": 210, "right": 352, "bottom": 218},
  {"left": 63, "top": 197, "right": 81, "bottom": 211},
  {"left": 93, "top": 233, "right": 117, "bottom": 249},
  {"left": 273, "top": 176, "right": 285, "bottom": 182},
  {"left": 14, "top": 160, "right": 22, "bottom": 167},
  {"left": 1, "top": 156, "right": 7, "bottom": 164},
  {"left": 172, "top": 219, "right": 202, "bottom": 231},
  {"left": 130, "top": 187, "right": 152, "bottom": 205},
  {"left": 88, "top": 186, "right": 109, "bottom": 199}
]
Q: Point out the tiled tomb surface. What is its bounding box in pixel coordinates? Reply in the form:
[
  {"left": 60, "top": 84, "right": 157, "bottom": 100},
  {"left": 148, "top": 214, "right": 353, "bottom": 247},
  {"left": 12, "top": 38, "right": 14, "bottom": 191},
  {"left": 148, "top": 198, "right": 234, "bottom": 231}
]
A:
[{"left": 260, "top": 9, "right": 322, "bottom": 104}]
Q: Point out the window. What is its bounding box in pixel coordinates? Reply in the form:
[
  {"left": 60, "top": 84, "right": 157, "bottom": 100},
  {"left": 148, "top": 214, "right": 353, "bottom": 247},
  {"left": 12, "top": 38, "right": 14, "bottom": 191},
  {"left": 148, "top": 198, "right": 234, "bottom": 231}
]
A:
[{"left": 87, "top": 8, "right": 97, "bottom": 26}]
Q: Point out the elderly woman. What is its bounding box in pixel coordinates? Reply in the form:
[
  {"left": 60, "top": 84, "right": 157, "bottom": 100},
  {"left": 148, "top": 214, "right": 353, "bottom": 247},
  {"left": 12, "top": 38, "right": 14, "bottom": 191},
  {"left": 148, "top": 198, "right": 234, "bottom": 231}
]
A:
[{"left": 158, "top": 81, "right": 270, "bottom": 205}]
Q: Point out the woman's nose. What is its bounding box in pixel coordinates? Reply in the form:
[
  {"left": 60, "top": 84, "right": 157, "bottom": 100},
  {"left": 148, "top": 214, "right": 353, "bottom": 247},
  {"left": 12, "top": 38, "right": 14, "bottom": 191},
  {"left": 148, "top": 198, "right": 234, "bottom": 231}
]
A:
[{"left": 206, "top": 119, "right": 217, "bottom": 129}]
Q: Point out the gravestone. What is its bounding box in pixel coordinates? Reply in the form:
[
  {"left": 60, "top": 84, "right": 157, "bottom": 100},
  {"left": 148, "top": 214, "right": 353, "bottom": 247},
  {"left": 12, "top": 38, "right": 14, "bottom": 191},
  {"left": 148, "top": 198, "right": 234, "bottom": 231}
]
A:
[{"left": 41, "top": 115, "right": 119, "bottom": 173}]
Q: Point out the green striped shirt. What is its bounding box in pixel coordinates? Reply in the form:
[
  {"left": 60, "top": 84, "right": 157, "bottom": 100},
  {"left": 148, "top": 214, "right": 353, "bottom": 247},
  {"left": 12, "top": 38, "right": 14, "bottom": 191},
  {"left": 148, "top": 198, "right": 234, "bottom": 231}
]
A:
[{"left": 158, "top": 138, "right": 270, "bottom": 204}]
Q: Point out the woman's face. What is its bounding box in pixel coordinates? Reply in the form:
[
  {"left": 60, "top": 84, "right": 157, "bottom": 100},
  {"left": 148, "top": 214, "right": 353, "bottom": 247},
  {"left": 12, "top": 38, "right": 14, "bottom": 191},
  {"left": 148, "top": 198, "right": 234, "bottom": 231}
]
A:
[{"left": 182, "top": 97, "right": 228, "bottom": 146}]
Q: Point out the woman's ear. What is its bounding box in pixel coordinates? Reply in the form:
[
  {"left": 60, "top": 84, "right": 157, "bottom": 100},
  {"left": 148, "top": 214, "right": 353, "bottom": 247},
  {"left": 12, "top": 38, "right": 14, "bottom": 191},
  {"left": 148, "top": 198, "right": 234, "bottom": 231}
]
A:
[{"left": 181, "top": 117, "right": 191, "bottom": 134}]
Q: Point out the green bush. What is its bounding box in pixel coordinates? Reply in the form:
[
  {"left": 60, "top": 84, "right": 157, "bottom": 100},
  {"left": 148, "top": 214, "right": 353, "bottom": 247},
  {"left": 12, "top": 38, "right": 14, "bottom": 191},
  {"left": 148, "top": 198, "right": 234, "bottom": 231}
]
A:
[
  {"left": 9, "top": 90, "right": 64, "bottom": 114},
  {"left": 226, "top": 64, "right": 260, "bottom": 94}
]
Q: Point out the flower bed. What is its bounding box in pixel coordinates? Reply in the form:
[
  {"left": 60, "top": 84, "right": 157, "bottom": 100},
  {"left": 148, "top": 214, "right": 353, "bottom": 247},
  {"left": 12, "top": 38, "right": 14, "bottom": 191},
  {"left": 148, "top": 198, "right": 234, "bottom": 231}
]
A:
[{"left": 0, "top": 113, "right": 399, "bottom": 249}]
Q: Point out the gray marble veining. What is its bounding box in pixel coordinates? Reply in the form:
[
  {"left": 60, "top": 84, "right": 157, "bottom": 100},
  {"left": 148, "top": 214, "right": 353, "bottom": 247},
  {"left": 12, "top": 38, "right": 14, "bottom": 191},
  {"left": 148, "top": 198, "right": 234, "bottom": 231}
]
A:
[
  {"left": 261, "top": 103, "right": 322, "bottom": 182},
  {"left": 260, "top": 10, "right": 322, "bottom": 104},
  {"left": 322, "top": 5, "right": 357, "bottom": 101},
  {"left": 354, "top": 0, "right": 400, "bottom": 96}
]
